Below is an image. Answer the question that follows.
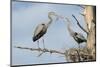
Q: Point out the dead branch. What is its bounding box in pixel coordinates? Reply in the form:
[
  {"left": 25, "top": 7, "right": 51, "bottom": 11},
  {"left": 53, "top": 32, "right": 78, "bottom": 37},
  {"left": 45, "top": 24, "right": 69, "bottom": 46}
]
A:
[
  {"left": 72, "top": 14, "right": 88, "bottom": 34},
  {"left": 14, "top": 46, "right": 95, "bottom": 62},
  {"left": 76, "top": 5, "right": 85, "bottom": 9},
  {"left": 14, "top": 46, "right": 65, "bottom": 56}
]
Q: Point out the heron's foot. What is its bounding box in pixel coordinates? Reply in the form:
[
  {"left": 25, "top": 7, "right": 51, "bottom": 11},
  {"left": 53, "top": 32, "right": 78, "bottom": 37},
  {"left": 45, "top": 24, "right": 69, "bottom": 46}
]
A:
[
  {"left": 50, "top": 50, "right": 53, "bottom": 54},
  {"left": 38, "top": 47, "right": 41, "bottom": 52},
  {"left": 37, "top": 48, "right": 46, "bottom": 57},
  {"left": 43, "top": 48, "right": 46, "bottom": 51},
  {"left": 43, "top": 47, "right": 47, "bottom": 51}
]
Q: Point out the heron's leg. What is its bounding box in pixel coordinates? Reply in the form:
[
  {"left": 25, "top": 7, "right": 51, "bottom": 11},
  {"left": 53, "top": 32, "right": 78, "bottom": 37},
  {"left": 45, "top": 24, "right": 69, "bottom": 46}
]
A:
[
  {"left": 37, "top": 40, "right": 39, "bottom": 48},
  {"left": 78, "top": 43, "right": 81, "bottom": 61},
  {"left": 78, "top": 44, "right": 80, "bottom": 50},
  {"left": 37, "top": 40, "right": 41, "bottom": 56},
  {"left": 42, "top": 37, "right": 45, "bottom": 49},
  {"left": 37, "top": 40, "right": 41, "bottom": 51}
]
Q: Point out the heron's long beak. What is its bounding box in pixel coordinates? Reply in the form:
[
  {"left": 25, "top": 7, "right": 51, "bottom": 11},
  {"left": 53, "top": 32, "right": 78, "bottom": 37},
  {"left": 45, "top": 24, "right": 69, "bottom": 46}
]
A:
[{"left": 55, "top": 14, "right": 64, "bottom": 21}]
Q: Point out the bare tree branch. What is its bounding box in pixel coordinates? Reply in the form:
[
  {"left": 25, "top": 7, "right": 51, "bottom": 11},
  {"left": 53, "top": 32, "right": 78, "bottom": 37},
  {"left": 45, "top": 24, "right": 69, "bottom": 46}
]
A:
[
  {"left": 14, "top": 46, "right": 95, "bottom": 62},
  {"left": 72, "top": 14, "right": 88, "bottom": 34},
  {"left": 14, "top": 46, "right": 65, "bottom": 55},
  {"left": 76, "top": 5, "right": 85, "bottom": 9}
]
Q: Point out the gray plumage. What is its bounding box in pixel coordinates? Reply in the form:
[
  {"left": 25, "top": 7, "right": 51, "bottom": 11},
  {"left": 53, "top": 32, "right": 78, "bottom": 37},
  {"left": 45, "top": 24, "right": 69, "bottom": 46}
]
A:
[
  {"left": 65, "top": 17, "right": 87, "bottom": 44},
  {"left": 73, "top": 32, "right": 87, "bottom": 44},
  {"left": 33, "top": 23, "right": 47, "bottom": 42}
]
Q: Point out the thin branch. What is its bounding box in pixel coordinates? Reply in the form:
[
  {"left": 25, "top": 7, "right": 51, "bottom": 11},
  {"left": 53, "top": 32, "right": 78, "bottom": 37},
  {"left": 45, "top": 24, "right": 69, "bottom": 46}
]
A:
[
  {"left": 14, "top": 46, "right": 65, "bottom": 55},
  {"left": 72, "top": 14, "right": 88, "bottom": 34},
  {"left": 76, "top": 5, "right": 85, "bottom": 9},
  {"left": 75, "top": 49, "right": 80, "bottom": 62},
  {"left": 80, "top": 13, "right": 85, "bottom": 16}
]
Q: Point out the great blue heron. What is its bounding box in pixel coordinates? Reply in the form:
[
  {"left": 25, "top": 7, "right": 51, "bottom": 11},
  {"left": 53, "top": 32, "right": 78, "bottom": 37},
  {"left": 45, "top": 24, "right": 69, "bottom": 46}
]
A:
[
  {"left": 65, "top": 17, "right": 87, "bottom": 49},
  {"left": 32, "top": 12, "right": 60, "bottom": 49}
]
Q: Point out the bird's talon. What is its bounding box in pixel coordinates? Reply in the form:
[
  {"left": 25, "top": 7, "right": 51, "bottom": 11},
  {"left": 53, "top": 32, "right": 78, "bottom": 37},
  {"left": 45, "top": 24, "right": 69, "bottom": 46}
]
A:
[
  {"left": 50, "top": 51, "right": 52, "bottom": 54},
  {"left": 43, "top": 48, "right": 46, "bottom": 51},
  {"left": 38, "top": 48, "right": 41, "bottom": 51}
]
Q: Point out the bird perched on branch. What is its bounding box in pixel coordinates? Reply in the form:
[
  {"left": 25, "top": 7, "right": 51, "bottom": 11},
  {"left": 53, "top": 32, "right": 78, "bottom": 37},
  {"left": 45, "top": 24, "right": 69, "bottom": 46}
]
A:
[
  {"left": 32, "top": 12, "right": 60, "bottom": 49},
  {"left": 65, "top": 17, "right": 87, "bottom": 49}
]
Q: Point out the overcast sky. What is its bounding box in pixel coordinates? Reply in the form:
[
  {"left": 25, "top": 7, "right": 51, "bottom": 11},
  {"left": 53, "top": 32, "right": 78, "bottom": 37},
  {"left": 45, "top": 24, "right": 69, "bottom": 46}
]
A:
[{"left": 12, "top": 1, "right": 87, "bottom": 66}]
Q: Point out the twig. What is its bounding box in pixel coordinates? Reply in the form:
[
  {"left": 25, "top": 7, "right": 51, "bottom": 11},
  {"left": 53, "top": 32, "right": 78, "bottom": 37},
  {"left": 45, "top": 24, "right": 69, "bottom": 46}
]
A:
[
  {"left": 14, "top": 46, "right": 65, "bottom": 55},
  {"left": 72, "top": 14, "right": 88, "bottom": 34},
  {"left": 76, "top": 5, "right": 85, "bottom": 9},
  {"left": 75, "top": 49, "right": 80, "bottom": 62}
]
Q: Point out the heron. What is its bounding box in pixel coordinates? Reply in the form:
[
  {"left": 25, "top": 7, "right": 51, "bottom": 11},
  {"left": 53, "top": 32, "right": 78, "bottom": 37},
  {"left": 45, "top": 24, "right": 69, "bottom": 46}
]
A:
[
  {"left": 64, "top": 17, "right": 87, "bottom": 49},
  {"left": 32, "top": 12, "right": 60, "bottom": 49}
]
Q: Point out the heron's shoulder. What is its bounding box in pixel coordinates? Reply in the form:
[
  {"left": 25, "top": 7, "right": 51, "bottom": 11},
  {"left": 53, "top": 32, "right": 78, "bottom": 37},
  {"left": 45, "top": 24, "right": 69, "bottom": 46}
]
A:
[
  {"left": 37, "top": 23, "right": 46, "bottom": 26},
  {"left": 76, "top": 33, "right": 85, "bottom": 39},
  {"left": 35, "top": 23, "right": 44, "bottom": 28},
  {"left": 77, "top": 33, "right": 84, "bottom": 36},
  {"left": 33, "top": 23, "right": 47, "bottom": 36}
]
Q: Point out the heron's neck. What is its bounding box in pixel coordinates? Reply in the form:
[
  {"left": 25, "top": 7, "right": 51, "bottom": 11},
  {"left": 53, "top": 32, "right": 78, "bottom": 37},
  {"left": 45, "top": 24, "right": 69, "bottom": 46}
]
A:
[
  {"left": 65, "top": 18, "right": 75, "bottom": 36},
  {"left": 47, "top": 15, "right": 53, "bottom": 28},
  {"left": 67, "top": 23, "right": 74, "bottom": 36}
]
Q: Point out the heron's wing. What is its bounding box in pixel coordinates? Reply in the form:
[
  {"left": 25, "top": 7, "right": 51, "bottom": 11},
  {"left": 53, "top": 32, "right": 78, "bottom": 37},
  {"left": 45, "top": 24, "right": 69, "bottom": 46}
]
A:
[
  {"left": 33, "top": 24, "right": 44, "bottom": 37},
  {"left": 76, "top": 33, "right": 86, "bottom": 40}
]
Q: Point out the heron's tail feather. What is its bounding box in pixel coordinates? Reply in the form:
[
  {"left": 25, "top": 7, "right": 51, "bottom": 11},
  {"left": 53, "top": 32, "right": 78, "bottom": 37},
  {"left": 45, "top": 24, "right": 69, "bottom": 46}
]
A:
[
  {"left": 84, "top": 39, "right": 87, "bottom": 42},
  {"left": 32, "top": 36, "right": 37, "bottom": 42}
]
